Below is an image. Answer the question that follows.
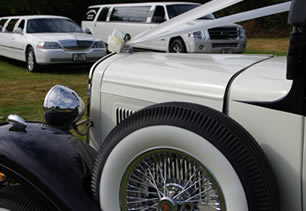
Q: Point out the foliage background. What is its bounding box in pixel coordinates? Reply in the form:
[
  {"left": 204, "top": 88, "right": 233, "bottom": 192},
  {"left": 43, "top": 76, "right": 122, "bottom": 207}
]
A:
[{"left": 0, "top": 0, "right": 291, "bottom": 37}]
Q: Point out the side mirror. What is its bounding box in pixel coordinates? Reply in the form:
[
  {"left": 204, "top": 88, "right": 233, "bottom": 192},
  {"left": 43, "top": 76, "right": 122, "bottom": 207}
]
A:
[
  {"left": 83, "top": 28, "right": 92, "bottom": 34},
  {"left": 43, "top": 85, "right": 85, "bottom": 130},
  {"left": 13, "top": 28, "right": 23, "bottom": 35},
  {"left": 288, "top": 0, "right": 306, "bottom": 26}
]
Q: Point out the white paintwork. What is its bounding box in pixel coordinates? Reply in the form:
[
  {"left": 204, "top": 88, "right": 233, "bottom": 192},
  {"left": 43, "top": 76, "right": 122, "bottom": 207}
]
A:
[
  {"left": 82, "top": 2, "right": 246, "bottom": 53},
  {"left": 99, "top": 126, "right": 248, "bottom": 211},
  {"left": 0, "top": 15, "right": 106, "bottom": 65},
  {"left": 229, "top": 56, "right": 292, "bottom": 102},
  {"left": 228, "top": 101, "right": 303, "bottom": 211},
  {"left": 100, "top": 52, "right": 270, "bottom": 110},
  {"left": 92, "top": 52, "right": 270, "bottom": 147}
]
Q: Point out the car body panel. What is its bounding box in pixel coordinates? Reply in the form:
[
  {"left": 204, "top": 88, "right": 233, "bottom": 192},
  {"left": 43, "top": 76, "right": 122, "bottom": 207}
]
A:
[
  {"left": 227, "top": 56, "right": 300, "bottom": 210},
  {"left": 90, "top": 52, "right": 271, "bottom": 147},
  {"left": 0, "top": 122, "right": 99, "bottom": 211}
]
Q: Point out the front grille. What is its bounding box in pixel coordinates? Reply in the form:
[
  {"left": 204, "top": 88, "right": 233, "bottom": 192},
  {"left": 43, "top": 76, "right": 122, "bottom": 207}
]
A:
[
  {"left": 208, "top": 27, "right": 239, "bottom": 40},
  {"left": 212, "top": 43, "right": 238, "bottom": 48},
  {"left": 60, "top": 40, "right": 93, "bottom": 51},
  {"left": 116, "top": 108, "right": 135, "bottom": 124}
]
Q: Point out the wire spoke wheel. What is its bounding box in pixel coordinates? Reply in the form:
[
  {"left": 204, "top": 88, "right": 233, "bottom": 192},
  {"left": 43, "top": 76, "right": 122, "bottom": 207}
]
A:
[
  {"left": 27, "top": 50, "right": 34, "bottom": 71},
  {"left": 120, "top": 149, "right": 225, "bottom": 211}
]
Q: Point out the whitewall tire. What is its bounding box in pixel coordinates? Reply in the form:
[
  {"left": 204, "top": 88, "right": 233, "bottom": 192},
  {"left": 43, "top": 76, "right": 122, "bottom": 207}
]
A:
[{"left": 92, "top": 102, "right": 279, "bottom": 211}]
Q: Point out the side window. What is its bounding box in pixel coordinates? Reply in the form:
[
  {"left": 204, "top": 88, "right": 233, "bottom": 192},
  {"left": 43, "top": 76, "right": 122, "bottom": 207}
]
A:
[
  {"left": 0, "top": 19, "right": 8, "bottom": 32},
  {"left": 97, "top": 7, "right": 109, "bottom": 22},
  {"left": 83, "top": 7, "right": 100, "bottom": 21},
  {"left": 6, "top": 19, "right": 19, "bottom": 32},
  {"left": 110, "top": 6, "right": 151, "bottom": 23},
  {"left": 17, "top": 19, "right": 25, "bottom": 30},
  {"left": 152, "top": 6, "right": 166, "bottom": 23}
]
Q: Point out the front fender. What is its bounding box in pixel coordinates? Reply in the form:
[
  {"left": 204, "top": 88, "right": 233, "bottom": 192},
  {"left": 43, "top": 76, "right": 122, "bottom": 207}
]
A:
[{"left": 0, "top": 122, "right": 100, "bottom": 211}]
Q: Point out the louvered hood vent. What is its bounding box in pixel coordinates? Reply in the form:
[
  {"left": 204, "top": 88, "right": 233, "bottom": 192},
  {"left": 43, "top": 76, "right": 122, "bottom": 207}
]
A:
[{"left": 116, "top": 108, "right": 135, "bottom": 124}]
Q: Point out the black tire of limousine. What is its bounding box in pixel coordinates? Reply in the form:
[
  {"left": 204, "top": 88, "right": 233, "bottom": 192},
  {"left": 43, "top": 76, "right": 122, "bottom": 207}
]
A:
[
  {"left": 26, "top": 47, "right": 39, "bottom": 72},
  {"left": 0, "top": 185, "right": 47, "bottom": 211},
  {"left": 92, "top": 102, "right": 279, "bottom": 211},
  {"left": 169, "top": 38, "right": 187, "bottom": 53}
]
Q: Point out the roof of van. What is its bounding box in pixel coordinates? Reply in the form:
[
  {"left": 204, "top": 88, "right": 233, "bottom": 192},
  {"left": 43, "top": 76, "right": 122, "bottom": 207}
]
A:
[
  {"left": 89, "top": 2, "right": 200, "bottom": 8},
  {"left": 0, "top": 15, "right": 70, "bottom": 20}
]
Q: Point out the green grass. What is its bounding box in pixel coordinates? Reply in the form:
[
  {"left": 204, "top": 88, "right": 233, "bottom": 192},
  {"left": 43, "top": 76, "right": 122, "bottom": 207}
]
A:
[
  {"left": 244, "top": 37, "right": 289, "bottom": 56},
  {"left": 0, "top": 37, "right": 289, "bottom": 125},
  {"left": 0, "top": 57, "right": 89, "bottom": 123}
]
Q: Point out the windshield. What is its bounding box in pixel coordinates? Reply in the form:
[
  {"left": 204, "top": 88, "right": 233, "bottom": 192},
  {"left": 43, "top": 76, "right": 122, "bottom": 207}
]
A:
[
  {"left": 166, "top": 4, "right": 215, "bottom": 20},
  {"left": 27, "top": 18, "right": 82, "bottom": 33}
]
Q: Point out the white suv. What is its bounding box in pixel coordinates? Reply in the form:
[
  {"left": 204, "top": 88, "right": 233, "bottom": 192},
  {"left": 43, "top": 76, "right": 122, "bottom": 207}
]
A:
[{"left": 82, "top": 2, "right": 247, "bottom": 53}]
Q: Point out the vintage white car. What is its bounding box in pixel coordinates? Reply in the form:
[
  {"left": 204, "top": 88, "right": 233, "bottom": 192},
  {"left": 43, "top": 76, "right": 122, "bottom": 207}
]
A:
[
  {"left": 0, "top": 0, "right": 302, "bottom": 211},
  {"left": 0, "top": 15, "right": 106, "bottom": 72}
]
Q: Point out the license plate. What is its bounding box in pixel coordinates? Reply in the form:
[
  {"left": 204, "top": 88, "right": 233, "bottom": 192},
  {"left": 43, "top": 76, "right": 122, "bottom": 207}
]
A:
[
  {"left": 73, "top": 53, "right": 87, "bottom": 61},
  {"left": 222, "top": 48, "right": 233, "bottom": 54}
]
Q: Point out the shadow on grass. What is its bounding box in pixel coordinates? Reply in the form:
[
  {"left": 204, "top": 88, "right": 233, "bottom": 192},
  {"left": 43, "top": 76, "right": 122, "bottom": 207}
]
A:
[{"left": 0, "top": 56, "right": 92, "bottom": 75}]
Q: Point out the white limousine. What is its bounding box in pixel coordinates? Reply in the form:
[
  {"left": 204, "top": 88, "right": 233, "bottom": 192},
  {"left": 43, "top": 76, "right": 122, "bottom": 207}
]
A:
[
  {"left": 0, "top": 15, "right": 106, "bottom": 72},
  {"left": 82, "top": 2, "right": 247, "bottom": 53}
]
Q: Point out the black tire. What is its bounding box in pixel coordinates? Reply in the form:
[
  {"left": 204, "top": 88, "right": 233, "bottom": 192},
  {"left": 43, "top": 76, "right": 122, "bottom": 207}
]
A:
[
  {"left": 169, "top": 38, "right": 187, "bottom": 53},
  {"left": 0, "top": 186, "right": 46, "bottom": 211},
  {"left": 26, "top": 47, "right": 39, "bottom": 72},
  {"left": 92, "top": 102, "right": 279, "bottom": 211}
]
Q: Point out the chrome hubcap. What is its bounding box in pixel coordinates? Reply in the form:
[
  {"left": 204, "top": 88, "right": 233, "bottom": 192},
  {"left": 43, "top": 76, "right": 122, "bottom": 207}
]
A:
[
  {"left": 120, "top": 149, "right": 225, "bottom": 211},
  {"left": 172, "top": 44, "right": 182, "bottom": 53}
]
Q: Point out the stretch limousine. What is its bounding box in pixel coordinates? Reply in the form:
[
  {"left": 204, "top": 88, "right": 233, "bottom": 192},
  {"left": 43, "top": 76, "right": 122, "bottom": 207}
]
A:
[
  {"left": 0, "top": 15, "right": 106, "bottom": 72},
  {"left": 82, "top": 2, "right": 247, "bottom": 53}
]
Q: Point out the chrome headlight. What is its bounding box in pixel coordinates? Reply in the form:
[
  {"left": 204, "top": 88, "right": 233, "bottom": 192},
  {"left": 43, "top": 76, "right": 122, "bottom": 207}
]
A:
[
  {"left": 43, "top": 85, "right": 85, "bottom": 130},
  {"left": 37, "top": 41, "right": 62, "bottom": 49},
  {"left": 92, "top": 41, "right": 105, "bottom": 48}
]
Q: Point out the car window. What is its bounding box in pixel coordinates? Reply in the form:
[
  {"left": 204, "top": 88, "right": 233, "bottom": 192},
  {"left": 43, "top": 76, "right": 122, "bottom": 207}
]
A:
[
  {"left": 27, "top": 18, "right": 82, "bottom": 33},
  {"left": 166, "top": 4, "right": 215, "bottom": 20},
  {"left": 83, "top": 7, "right": 100, "bottom": 21},
  {"left": 110, "top": 6, "right": 151, "bottom": 23},
  {"left": 6, "top": 18, "right": 19, "bottom": 32},
  {"left": 97, "top": 7, "right": 109, "bottom": 22},
  {"left": 152, "top": 6, "right": 166, "bottom": 23},
  {"left": 17, "top": 19, "right": 25, "bottom": 30},
  {"left": 0, "top": 19, "right": 8, "bottom": 32}
]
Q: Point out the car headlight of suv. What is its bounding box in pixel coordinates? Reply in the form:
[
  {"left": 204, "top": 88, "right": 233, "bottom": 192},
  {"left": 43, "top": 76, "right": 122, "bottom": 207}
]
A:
[
  {"left": 189, "top": 31, "right": 206, "bottom": 39},
  {"left": 92, "top": 41, "right": 105, "bottom": 49},
  {"left": 37, "top": 41, "right": 62, "bottom": 49},
  {"left": 239, "top": 27, "right": 246, "bottom": 38}
]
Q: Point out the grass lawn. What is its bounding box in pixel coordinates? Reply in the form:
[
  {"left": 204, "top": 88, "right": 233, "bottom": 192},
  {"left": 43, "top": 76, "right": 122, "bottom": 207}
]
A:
[
  {"left": 0, "top": 37, "right": 289, "bottom": 125},
  {"left": 245, "top": 37, "right": 289, "bottom": 56},
  {"left": 0, "top": 59, "right": 89, "bottom": 123}
]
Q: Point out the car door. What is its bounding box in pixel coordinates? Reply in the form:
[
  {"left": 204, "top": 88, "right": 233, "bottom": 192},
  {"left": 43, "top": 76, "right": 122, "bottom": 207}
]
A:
[
  {"left": 0, "top": 18, "right": 9, "bottom": 56},
  {"left": 139, "top": 5, "right": 168, "bottom": 51},
  {"left": 11, "top": 19, "right": 26, "bottom": 61},
  {"left": 2, "top": 18, "right": 20, "bottom": 59},
  {"left": 92, "top": 6, "right": 111, "bottom": 42}
]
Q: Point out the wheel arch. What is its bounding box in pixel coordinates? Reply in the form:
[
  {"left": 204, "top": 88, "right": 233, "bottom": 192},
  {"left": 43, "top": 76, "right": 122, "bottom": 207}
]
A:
[
  {"left": 168, "top": 36, "right": 187, "bottom": 52},
  {"left": 24, "top": 44, "right": 33, "bottom": 61}
]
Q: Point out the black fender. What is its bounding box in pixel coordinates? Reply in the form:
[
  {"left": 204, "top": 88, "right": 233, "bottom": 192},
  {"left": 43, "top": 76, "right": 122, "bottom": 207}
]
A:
[{"left": 0, "top": 122, "right": 100, "bottom": 211}]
